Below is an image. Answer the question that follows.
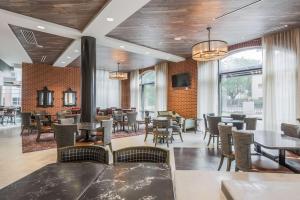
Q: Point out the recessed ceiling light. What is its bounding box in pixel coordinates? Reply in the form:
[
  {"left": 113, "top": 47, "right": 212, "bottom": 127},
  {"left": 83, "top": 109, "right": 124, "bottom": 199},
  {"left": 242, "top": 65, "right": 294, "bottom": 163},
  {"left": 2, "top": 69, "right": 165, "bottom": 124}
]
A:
[
  {"left": 106, "top": 17, "right": 114, "bottom": 22},
  {"left": 120, "top": 45, "right": 125, "bottom": 48},
  {"left": 74, "top": 49, "right": 79, "bottom": 53},
  {"left": 61, "top": 61, "right": 66, "bottom": 64},
  {"left": 67, "top": 56, "right": 71, "bottom": 59},
  {"left": 174, "top": 37, "right": 182, "bottom": 41},
  {"left": 284, "top": 24, "right": 288, "bottom": 27},
  {"left": 37, "top": 25, "right": 45, "bottom": 30}
]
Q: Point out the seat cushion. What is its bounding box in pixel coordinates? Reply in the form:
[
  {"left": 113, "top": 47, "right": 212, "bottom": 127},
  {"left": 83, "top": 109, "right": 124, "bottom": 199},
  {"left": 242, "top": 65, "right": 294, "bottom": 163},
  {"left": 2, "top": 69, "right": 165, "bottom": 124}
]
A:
[{"left": 251, "top": 155, "right": 292, "bottom": 173}]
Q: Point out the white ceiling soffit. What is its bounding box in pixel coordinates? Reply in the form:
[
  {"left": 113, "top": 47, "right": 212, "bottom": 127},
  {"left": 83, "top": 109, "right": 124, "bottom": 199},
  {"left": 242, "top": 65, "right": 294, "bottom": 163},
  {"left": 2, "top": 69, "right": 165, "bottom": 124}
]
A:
[{"left": 54, "top": 0, "right": 185, "bottom": 67}]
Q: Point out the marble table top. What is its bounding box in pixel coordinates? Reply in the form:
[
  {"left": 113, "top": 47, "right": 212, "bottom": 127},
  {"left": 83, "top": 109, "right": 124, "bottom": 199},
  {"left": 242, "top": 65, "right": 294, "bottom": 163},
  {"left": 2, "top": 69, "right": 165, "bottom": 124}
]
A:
[
  {"left": 175, "top": 170, "right": 300, "bottom": 200},
  {"left": 254, "top": 130, "right": 300, "bottom": 150},
  {"left": 0, "top": 162, "right": 105, "bottom": 200},
  {"left": 80, "top": 163, "right": 174, "bottom": 200}
]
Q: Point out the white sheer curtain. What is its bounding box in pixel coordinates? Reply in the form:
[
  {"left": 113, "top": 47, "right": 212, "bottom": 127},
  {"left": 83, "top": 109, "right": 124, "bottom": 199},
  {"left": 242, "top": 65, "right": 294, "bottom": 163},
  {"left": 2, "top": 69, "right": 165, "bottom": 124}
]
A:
[
  {"left": 263, "top": 28, "right": 300, "bottom": 131},
  {"left": 96, "top": 70, "right": 120, "bottom": 108},
  {"left": 197, "top": 61, "right": 219, "bottom": 118},
  {"left": 130, "top": 70, "right": 140, "bottom": 112},
  {"left": 155, "top": 62, "right": 168, "bottom": 111}
]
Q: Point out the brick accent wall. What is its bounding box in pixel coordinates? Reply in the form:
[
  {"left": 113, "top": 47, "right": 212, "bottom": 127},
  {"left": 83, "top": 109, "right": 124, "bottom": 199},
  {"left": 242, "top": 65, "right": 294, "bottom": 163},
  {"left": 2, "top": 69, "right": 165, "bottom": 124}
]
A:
[
  {"left": 167, "top": 58, "right": 198, "bottom": 118},
  {"left": 228, "top": 38, "right": 262, "bottom": 51},
  {"left": 22, "top": 63, "right": 81, "bottom": 115}
]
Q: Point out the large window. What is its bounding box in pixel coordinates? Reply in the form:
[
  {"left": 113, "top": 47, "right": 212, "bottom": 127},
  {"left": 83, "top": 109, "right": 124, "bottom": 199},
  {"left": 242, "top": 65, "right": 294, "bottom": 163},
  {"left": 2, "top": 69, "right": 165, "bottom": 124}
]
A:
[
  {"left": 140, "top": 71, "right": 156, "bottom": 115},
  {"left": 219, "top": 48, "right": 263, "bottom": 118}
]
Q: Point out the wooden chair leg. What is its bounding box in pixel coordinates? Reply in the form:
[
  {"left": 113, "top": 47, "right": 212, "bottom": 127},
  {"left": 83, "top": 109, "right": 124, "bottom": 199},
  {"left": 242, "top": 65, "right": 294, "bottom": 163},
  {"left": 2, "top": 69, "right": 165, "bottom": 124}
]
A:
[
  {"left": 20, "top": 126, "right": 24, "bottom": 135},
  {"left": 203, "top": 130, "right": 207, "bottom": 140},
  {"left": 179, "top": 131, "right": 183, "bottom": 142},
  {"left": 218, "top": 155, "right": 224, "bottom": 171},
  {"left": 226, "top": 158, "right": 232, "bottom": 171},
  {"left": 36, "top": 132, "right": 41, "bottom": 142},
  {"left": 144, "top": 133, "right": 148, "bottom": 142}
]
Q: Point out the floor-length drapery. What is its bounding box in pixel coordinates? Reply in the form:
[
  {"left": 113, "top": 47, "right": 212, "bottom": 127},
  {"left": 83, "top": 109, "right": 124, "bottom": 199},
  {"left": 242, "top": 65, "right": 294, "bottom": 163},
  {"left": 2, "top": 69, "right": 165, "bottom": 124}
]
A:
[
  {"left": 263, "top": 28, "right": 300, "bottom": 131},
  {"left": 96, "top": 70, "right": 120, "bottom": 108},
  {"left": 197, "top": 61, "right": 218, "bottom": 118},
  {"left": 155, "top": 62, "right": 168, "bottom": 112},
  {"left": 130, "top": 70, "right": 140, "bottom": 112}
]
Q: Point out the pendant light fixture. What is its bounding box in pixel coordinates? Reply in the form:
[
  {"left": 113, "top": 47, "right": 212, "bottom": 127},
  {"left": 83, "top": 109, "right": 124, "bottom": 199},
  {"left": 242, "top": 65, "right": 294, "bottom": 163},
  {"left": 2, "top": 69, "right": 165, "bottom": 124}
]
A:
[
  {"left": 192, "top": 27, "right": 228, "bottom": 61},
  {"left": 109, "top": 62, "right": 128, "bottom": 80}
]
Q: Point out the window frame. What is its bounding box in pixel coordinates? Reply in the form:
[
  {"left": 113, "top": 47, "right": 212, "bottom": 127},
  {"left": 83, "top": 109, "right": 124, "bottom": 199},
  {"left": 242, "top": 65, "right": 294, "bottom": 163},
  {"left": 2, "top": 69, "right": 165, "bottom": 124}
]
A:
[{"left": 139, "top": 70, "right": 156, "bottom": 116}]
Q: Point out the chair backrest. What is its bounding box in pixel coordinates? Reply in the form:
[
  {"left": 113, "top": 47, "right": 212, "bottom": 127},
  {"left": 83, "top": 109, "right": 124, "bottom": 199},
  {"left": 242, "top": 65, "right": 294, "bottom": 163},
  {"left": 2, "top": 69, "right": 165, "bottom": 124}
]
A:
[
  {"left": 113, "top": 146, "right": 169, "bottom": 165},
  {"left": 21, "top": 112, "right": 32, "bottom": 126},
  {"left": 73, "top": 114, "right": 81, "bottom": 123},
  {"left": 59, "top": 118, "right": 74, "bottom": 125},
  {"left": 230, "top": 114, "right": 246, "bottom": 120},
  {"left": 57, "top": 146, "right": 108, "bottom": 164},
  {"left": 218, "top": 124, "right": 233, "bottom": 156},
  {"left": 203, "top": 113, "right": 215, "bottom": 130},
  {"left": 53, "top": 124, "right": 77, "bottom": 148},
  {"left": 145, "top": 111, "right": 150, "bottom": 117},
  {"left": 56, "top": 111, "right": 65, "bottom": 120},
  {"left": 207, "top": 116, "right": 221, "bottom": 135},
  {"left": 153, "top": 119, "right": 171, "bottom": 129},
  {"left": 232, "top": 130, "right": 254, "bottom": 171},
  {"left": 281, "top": 123, "right": 300, "bottom": 138},
  {"left": 35, "top": 115, "right": 43, "bottom": 130},
  {"left": 244, "top": 117, "right": 257, "bottom": 130},
  {"left": 101, "top": 119, "right": 113, "bottom": 145},
  {"left": 127, "top": 112, "right": 137, "bottom": 124}
]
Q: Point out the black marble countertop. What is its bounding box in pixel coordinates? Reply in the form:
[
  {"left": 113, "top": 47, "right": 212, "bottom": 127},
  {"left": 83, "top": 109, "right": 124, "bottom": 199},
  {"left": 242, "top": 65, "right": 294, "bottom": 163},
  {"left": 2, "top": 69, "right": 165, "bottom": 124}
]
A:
[
  {"left": 0, "top": 162, "right": 105, "bottom": 200},
  {"left": 0, "top": 162, "right": 174, "bottom": 200},
  {"left": 80, "top": 163, "right": 174, "bottom": 200}
]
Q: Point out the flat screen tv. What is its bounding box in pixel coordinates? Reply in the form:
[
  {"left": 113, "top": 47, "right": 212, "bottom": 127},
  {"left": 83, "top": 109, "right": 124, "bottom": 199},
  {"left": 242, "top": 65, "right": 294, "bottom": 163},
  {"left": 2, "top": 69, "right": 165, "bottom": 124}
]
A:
[{"left": 172, "top": 73, "right": 190, "bottom": 88}]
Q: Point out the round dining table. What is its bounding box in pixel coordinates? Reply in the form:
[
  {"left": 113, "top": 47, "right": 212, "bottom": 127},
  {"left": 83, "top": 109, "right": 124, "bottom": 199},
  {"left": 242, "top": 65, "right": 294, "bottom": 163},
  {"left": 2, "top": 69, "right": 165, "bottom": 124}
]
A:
[{"left": 221, "top": 117, "right": 244, "bottom": 129}]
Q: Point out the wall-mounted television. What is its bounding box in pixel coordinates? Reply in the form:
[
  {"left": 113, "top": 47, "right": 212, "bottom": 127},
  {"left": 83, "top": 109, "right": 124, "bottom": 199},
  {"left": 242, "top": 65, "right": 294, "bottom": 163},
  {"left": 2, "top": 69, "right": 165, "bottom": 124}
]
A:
[{"left": 172, "top": 73, "right": 191, "bottom": 88}]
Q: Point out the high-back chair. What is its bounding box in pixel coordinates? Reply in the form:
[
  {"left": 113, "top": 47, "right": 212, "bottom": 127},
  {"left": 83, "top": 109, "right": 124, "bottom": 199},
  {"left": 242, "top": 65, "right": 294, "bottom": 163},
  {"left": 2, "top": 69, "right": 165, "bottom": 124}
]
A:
[
  {"left": 57, "top": 146, "right": 109, "bottom": 164},
  {"left": 153, "top": 119, "right": 172, "bottom": 147},
  {"left": 113, "top": 146, "right": 169, "bottom": 165},
  {"left": 232, "top": 129, "right": 290, "bottom": 173},
  {"left": 126, "top": 112, "right": 138, "bottom": 132},
  {"left": 281, "top": 123, "right": 300, "bottom": 138},
  {"left": 207, "top": 116, "right": 221, "bottom": 146},
  {"left": 230, "top": 114, "right": 246, "bottom": 130},
  {"left": 171, "top": 116, "right": 184, "bottom": 142},
  {"left": 144, "top": 117, "right": 153, "bottom": 142},
  {"left": 244, "top": 117, "right": 257, "bottom": 130},
  {"left": 53, "top": 124, "right": 77, "bottom": 148},
  {"left": 203, "top": 113, "right": 215, "bottom": 140},
  {"left": 20, "top": 112, "right": 34, "bottom": 135},
  {"left": 95, "top": 119, "right": 113, "bottom": 152},
  {"left": 218, "top": 124, "right": 235, "bottom": 171},
  {"left": 36, "top": 115, "right": 54, "bottom": 142}
]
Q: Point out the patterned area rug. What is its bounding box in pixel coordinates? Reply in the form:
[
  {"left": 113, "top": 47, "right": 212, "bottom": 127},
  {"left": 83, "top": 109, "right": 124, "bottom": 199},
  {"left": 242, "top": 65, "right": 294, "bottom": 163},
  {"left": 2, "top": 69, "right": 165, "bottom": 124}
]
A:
[{"left": 22, "top": 129, "right": 145, "bottom": 153}]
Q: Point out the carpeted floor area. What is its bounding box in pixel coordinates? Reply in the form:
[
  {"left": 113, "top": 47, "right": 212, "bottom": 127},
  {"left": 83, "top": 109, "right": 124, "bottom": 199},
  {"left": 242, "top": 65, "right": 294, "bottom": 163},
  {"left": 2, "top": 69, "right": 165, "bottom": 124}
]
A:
[{"left": 22, "top": 129, "right": 146, "bottom": 153}]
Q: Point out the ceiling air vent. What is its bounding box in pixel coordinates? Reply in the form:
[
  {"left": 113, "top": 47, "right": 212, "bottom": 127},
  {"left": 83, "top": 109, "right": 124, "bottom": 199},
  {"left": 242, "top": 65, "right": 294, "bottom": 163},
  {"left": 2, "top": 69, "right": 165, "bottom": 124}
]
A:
[
  {"left": 20, "top": 29, "right": 43, "bottom": 48},
  {"left": 41, "top": 56, "right": 47, "bottom": 63}
]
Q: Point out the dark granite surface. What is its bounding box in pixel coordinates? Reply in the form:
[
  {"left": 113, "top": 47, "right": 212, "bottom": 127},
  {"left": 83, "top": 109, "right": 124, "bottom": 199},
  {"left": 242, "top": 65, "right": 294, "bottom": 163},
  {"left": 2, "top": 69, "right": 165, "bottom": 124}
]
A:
[
  {"left": 80, "top": 163, "right": 174, "bottom": 200},
  {"left": 0, "top": 163, "right": 174, "bottom": 200},
  {"left": 0, "top": 162, "right": 105, "bottom": 200}
]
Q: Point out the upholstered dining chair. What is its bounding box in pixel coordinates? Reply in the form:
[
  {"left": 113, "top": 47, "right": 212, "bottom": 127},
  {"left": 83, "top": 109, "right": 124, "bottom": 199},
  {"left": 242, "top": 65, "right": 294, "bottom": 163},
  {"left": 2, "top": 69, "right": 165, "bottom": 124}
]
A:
[
  {"left": 144, "top": 117, "right": 154, "bottom": 142},
  {"left": 281, "top": 123, "right": 300, "bottom": 138},
  {"left": 20, "top": 112, "right": 35, "bottom": 135},
  {"left": 53, "top": 124, "right": 77, "bottom": 148},
  {"left": 203, "top": 113, "right": 215, "bottom": 140},
  {"left": 218, "top": 124, "right": 235, "bottom": 171},
  {"left": 171, "top": 116, "right": 184, "bottom": 142},
  {"left": 230, "top": 114, "right": 246, "bottom": 130},
  {"left": 207, "top": 116, "right": 221, "bottom": 147},
  {"left": 113, "top": 146, "right": 169, "bottom": 165},
  {"left": 57, "top": 146, "right": 109, "bottom": 164},
  {"left": 232, "top": 129, "right": 291, "bottom": 173},
  {"left": 94, "top": 119, "right": 113, "bottom": 152},
  {"left": 36, "top": 115, "right": 54, "bottom": 142},
  {"left": 244, "top": 117, "right": 257, "bottom": 130},
  {"left": 153, "top": 118, "right": 172, "bottom": 147},
  {"left": 125, "top": 112, "right": 138, "bottom": 132}
]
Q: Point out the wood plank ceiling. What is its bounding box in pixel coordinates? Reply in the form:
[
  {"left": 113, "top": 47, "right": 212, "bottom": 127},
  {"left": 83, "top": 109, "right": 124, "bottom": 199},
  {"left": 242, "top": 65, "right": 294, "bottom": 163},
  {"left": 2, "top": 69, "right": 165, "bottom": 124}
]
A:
[
  {"left": 107, "top": 0, "right": 300, "bottom": 58},
  {"left": 9, "top": 24, "right": 73, "bottom": 65},
  {"left": 0, "top": 0, "right": 109, "bottom": 30},
  {"left": 68, "top": 46, "right": 163, "bottom": 71}
]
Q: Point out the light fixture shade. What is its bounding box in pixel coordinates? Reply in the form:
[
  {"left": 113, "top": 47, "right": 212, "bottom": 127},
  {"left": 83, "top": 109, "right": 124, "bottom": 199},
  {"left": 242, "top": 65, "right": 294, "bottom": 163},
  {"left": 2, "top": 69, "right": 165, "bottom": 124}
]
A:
[
  {"left": 192, "top": 40, "right": 228, "bottom": 61},
  {"left": 109, "top": 71, "right": 128, "bottom": 80}
]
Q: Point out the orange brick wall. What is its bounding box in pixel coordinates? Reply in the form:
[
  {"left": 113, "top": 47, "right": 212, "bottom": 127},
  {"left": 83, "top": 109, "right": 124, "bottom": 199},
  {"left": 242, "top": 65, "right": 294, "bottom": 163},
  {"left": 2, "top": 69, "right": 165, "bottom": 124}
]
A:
[
  {"left": 167, "top": 58, "right": 198, "bottom": 118},
  {"left": 22, "top": 63, "right": 81, "bottom": 115}
]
